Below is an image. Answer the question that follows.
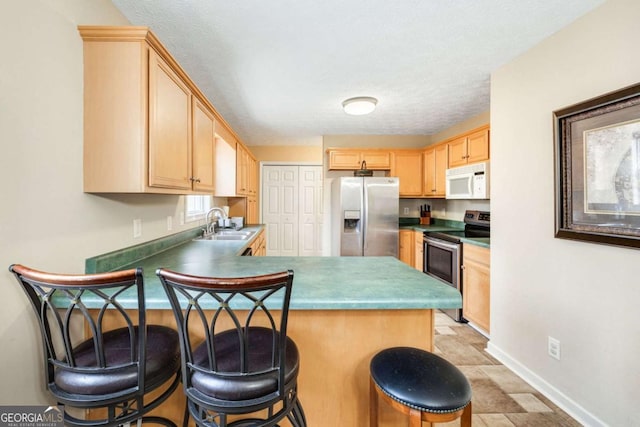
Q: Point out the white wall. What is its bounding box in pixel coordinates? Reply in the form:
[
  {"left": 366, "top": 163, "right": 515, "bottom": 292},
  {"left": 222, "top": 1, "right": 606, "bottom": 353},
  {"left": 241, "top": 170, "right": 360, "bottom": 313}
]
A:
[
  {"left": 0, "top": 0, "right": 207, "bottom": 404},
  {"left": 489, "top": 0, "right": 640, "bottom": 425}
]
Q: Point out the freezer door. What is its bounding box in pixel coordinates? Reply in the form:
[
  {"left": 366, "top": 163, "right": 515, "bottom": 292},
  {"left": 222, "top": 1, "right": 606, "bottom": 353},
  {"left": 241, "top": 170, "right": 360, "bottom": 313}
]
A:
[
  {"left": 338, "top": 177, "right": 364, "bottom": 256},
  {"left": 363, "top": 177, "right": 399, "bottom": 257}
]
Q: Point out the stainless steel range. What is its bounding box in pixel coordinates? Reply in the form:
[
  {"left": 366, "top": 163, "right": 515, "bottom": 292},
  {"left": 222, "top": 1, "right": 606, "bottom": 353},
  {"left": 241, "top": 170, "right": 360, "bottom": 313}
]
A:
[{"left": 423, "top": 210, "right": 490, "bottom": 322}]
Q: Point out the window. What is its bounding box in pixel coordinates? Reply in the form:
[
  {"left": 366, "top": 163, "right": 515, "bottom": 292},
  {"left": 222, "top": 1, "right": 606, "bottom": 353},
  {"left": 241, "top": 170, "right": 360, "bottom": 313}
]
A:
[{"left": 185, "top": 195, "right": 211, "bottom": 223}]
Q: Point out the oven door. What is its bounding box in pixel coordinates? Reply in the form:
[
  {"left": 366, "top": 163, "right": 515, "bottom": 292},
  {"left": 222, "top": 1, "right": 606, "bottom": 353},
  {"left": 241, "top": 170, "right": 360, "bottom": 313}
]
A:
[
  {"left": 423, "top": 236, "right": 465, "bottom": 322},
  {"left": 423, "top": 236, "right": 461, "bottom": 288}
]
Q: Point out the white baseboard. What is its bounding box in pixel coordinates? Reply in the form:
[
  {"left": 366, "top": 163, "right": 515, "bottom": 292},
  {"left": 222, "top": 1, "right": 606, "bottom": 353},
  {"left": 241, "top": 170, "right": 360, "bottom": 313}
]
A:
[{"left": 485, "top": 342, "right": 606, "bottom": 427}]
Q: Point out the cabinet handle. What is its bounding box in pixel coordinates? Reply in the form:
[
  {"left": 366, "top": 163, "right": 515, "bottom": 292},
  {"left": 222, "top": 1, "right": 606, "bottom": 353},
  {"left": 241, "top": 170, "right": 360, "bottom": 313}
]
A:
[{"left": 461, "top": 265, "right": 466, "bottom": 270}]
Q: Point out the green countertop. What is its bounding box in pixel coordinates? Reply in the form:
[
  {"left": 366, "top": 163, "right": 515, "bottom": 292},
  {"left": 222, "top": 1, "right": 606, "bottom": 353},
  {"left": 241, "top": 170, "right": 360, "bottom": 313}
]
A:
[
  {"left": 400, "top": 223, "right": 491, "bottom": 249},
  {"left": 86, "top": 226, "right": 462, "bottom": 311}
]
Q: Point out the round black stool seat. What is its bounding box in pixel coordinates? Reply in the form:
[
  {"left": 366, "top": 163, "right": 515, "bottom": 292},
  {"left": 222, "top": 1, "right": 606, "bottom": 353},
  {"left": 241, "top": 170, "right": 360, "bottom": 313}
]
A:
[{"left": 370, "top": 347, "right": 471, "bottom": 414}]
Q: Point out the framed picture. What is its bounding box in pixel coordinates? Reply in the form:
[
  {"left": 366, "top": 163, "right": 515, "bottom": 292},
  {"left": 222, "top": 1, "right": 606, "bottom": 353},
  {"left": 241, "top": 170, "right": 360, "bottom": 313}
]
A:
[{"left": 554, "top": 83, "right": 640, "bottom": 249}]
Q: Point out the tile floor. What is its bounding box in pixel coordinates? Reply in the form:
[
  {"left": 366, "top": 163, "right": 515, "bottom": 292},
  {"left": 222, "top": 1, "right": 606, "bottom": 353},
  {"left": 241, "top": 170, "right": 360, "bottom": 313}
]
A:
[{"left": 433, "top": 312, "right": 582, "bottom": 427}]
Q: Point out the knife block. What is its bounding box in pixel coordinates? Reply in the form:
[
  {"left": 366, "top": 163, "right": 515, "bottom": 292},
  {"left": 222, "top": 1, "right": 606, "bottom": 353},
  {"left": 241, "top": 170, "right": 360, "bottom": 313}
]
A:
[{"left": 420, "top": 213, "right": 431, "bottom": 225}]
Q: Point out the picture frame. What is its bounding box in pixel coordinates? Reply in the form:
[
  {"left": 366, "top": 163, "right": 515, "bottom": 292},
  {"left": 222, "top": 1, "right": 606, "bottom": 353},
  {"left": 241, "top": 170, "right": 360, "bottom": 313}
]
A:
[{"left": 554, "top": 83, "right": 640, "bottom": 249}]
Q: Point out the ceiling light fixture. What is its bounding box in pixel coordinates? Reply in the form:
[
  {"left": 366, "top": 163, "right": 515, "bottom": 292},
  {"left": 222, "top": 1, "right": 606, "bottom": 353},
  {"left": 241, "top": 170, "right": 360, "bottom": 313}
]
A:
[{"left": 342, "top": 96, "right": 378, "bottom": 115}]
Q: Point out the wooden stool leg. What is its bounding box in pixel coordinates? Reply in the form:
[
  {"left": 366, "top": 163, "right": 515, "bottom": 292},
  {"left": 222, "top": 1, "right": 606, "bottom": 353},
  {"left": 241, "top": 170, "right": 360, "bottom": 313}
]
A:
[
  {"left": 461, "top": 401, "right": 472, "bottom": 427},
  {"left": 408, "top": 408, "right": 422, "bottom": 427},
  {"left": 370, "top": 378, "right": 379, "bottom": 427}
]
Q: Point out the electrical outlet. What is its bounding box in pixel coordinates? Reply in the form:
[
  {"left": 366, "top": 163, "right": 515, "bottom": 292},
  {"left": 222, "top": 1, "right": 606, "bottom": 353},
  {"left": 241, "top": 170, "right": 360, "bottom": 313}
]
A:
[
  {"left": 548, "top": 336, "right": 561, "bottom": 360},
  {"left": 179, "top": 212, "right": 185, "bottom": 225},
  {"left": 403, "top": 207, "right": 410, "bottom": 215},
  {"left": 133, "top": 219, "right": 142, "bottom": 238},
  {"left": 167, "top": 216, "right": 173, "bottom": 231}
]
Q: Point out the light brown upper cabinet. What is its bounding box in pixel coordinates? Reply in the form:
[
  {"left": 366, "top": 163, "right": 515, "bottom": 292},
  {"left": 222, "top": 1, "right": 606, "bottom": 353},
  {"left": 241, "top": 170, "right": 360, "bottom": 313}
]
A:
[
  {"left": 248, "top": 156, "right": 258, "bottom": 196},
  {"left": 190, "top": 97, "right": 216, "bottom": 192},
  {"left": 247, "top": 196, "right": 259, "bottom": 225},
  {"left": 147, "top": 50, "right": 193, "bottom": 190},
  {"left": 447, "top": 126, "right": 490, "bottom": 168},
  {"left": 390, "top": 150, "right": 423, "bottom": 197},
  {"left": 236, "top": 143, "right": 250, "bottom": 196},
  {"left": 235, "top": 143, "right": 258, "bottom": 197},
  {"left": 80, "top": 26, "right": 230, "bottom": 194},
  {"left": 327, "top": 149, "right": 391, "bottom": 170},
  {"left": 423, "top": 143, "right": 448, "bottom": 198}
]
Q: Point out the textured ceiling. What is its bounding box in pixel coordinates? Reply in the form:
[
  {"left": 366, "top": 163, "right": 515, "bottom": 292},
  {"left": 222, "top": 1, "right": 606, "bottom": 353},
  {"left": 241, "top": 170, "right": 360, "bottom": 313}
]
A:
[{"left": 110, "top": 0, "right": 604, "bottom": 146}]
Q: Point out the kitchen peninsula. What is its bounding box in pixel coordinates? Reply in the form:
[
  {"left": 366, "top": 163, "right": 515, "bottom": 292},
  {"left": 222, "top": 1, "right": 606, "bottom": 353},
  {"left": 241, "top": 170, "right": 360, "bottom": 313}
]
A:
[{"left": 86, "top": 226, "right": 461, "bottom": 426}]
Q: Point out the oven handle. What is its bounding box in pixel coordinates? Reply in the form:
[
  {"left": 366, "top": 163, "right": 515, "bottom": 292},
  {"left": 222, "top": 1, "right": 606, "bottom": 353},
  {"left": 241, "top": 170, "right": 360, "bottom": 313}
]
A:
[{"left": 423, "top": 236, "right": 460, "bottom": 251}]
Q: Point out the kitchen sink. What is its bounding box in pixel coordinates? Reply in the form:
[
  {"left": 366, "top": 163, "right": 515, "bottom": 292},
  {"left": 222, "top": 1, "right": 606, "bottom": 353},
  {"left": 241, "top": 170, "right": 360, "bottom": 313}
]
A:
[
  {"left": 195, "top": 229, "right": 255, "bottom": 241},
  {"left": 206, "top": 235, "right": 250, "bottom": 240},
  {"left": 216, "top": 230, "right": 254, "bottom": 236}
]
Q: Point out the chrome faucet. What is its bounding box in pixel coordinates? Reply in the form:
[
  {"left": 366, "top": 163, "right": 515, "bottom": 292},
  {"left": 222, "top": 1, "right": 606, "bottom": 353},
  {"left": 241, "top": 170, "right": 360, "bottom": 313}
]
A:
[{"left": 205, "top": 207, "right": 228, "bottom": 235}]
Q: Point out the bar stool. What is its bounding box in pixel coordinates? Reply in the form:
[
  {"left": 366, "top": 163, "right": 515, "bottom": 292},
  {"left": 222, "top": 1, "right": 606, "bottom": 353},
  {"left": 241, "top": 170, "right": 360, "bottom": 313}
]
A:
[
  {"left": 370, "top": 347, "right": 472, "bottom": 427},
  {"left": 157, "top": 268, "right": 306, "bottom": 427},
  {"left": 9, "top": 264, "right": 181, "bottom": 427}
]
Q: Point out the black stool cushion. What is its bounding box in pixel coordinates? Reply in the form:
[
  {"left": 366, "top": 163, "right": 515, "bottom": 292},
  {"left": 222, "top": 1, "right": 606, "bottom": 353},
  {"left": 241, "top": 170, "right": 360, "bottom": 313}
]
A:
[
  {"left": 370, "top": 347, "right": 471, "bottom": 414},
  {"left": 54, "top": 325, "right": 180, "bottom": 395},
  {"left": 191, "top": 327, "right": 299, "bottom": 401}
]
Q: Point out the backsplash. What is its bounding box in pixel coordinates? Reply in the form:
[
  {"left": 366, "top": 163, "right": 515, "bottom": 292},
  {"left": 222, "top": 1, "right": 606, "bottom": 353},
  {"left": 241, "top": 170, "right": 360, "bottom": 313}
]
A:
[
  {"left": 85, "top": 227, "right": 201, "bottom": 273},
  {"left": 399, "top": 217, "right": 464, "bottom": 229},
  {"left": 399, "top": 198, "right": 490, "bottom": 220}
]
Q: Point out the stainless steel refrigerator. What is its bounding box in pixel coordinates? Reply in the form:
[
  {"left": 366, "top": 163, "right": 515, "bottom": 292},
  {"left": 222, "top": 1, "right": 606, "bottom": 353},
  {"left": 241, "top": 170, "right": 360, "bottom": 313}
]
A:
[{"left": 331, "top": 177, "right": 399, "bottom": 256}]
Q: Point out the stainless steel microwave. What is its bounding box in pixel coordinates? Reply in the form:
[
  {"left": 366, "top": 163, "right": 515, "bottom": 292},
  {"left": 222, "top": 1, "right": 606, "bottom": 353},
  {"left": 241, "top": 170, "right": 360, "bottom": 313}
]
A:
[{"left": 445, "top": 161, "right": 489, "bottom": 199}]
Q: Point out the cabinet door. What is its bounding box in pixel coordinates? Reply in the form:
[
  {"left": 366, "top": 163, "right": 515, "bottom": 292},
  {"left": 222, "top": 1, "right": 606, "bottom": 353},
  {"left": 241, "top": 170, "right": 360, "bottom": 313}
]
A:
[
  {"left": 192, "top": 97, "right": 216, "bottom": 192},
  {"left": 252, "top": 230, "right": 266, "bottom": 256},
  {"left": 148, "top": 51, "right": 192, "bottom": 190},
  {"left": 392, "top": 151, "right": 423, "bottom": 197},
  {"left": 466, "top": 128, "right": 490, "bottom": 164},
  {"left": 447, "top": 136, "right": 468, "bottom": 168},
  {"left": 361, "top": 150, "right": 391, "bottom": 169},
  {"left": 414, "top": 231, "right": 424, "bottom": 271},
  {"left": 248, "top": 156, "right": 258, "bottom": 195},
  {"left": 462, "top": 244, "right": 490, "bottom": 333},
  {"left": 247, "top": 195, "right": 258, "bottom": 225},
  {"left": 433, "top": 144, "right": 448, "bottom": 197},
  {"left": 236, "top": 144, "right": 249, "bottom": 195},
  {"left": 424, "top": 148, "right": 435, "bottom": 196},
  {"left": 328, "top": 150, "right": 361, "bottom": 170},
  {"left": 398, "top": 230, "right": 413, "bottom": 265}
]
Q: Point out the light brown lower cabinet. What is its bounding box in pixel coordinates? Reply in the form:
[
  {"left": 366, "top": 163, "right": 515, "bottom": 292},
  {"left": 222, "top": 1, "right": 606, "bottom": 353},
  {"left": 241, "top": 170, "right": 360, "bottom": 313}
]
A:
[
  {"left": 398, "top": 229, "right": 413, "bottom": 265},
  {"left": 250, "top": 229, "right": 266, "bottom": 256},
  {"left": 462, "top": 244, "right": 490, "bottom": 334},
  {"left": 414, "top": 230, "right": 424, "bottom": 271},
  {"left": 95, "top": 306, "right": 434, "bottom": 426}
]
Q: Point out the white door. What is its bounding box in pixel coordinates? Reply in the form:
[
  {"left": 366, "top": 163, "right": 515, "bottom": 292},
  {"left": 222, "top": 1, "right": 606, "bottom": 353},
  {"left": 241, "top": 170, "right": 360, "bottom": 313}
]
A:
[
  {"left": 263, "top": 166, "right": 298, "bottom": 256},
  {"left": 298, "top": 166, "right": 323, "bottom": 256},
  {"left": 262, "top": 165, "right": 323, "bottom": 256}
]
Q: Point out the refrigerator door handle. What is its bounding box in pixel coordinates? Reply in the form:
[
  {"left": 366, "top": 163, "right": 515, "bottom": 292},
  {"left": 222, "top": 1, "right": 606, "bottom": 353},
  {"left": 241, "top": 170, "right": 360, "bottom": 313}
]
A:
[{"left": 362, "top": 179, "right": 367, "bottom": 255}]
